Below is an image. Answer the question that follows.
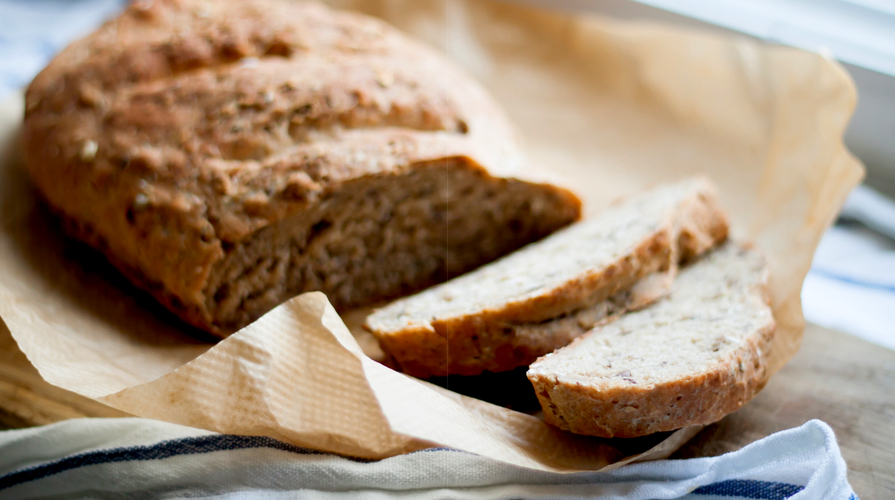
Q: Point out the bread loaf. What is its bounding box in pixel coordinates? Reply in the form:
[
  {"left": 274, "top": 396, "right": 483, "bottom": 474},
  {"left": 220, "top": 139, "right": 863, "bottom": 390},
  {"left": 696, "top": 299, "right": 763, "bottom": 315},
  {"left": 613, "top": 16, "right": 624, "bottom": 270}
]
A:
[
  {"left": 527, "top": 243, "right": 775, "bottom": 438},
  {"left": 23, "top": 0, "right": 581, "bottom": 335},
  {"left": 366, "top": 178, "right": 728, "bottom": 377}
]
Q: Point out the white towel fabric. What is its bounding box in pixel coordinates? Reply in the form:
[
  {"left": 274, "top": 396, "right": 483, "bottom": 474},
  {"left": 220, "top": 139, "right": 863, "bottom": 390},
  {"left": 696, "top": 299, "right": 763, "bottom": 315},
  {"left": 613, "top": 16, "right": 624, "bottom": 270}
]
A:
[
  {"left": 0, "top": 418, "right": 857, "bottom": 499},
  {"left": 0, "top": 0, "right": 126, "bottom": 97}
]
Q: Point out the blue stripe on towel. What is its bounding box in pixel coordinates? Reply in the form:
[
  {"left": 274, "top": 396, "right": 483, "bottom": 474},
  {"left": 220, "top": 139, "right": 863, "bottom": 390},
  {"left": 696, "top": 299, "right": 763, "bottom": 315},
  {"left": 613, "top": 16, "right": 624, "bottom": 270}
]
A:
[
  {"left": 811, "top": 268, "right": 895, "bottom": 293},
  {"left": 0, "top": 433, "right": 364, "bottom": 491},
  {"left": 692, "top": 479, "right": 803, "bottom": 499}
]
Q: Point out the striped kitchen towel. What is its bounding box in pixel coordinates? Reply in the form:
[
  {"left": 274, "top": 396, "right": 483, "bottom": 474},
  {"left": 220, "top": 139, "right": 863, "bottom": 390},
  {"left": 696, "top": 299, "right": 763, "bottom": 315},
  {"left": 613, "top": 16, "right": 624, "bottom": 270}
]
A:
[{"left": 0, "top": 418, "right": 856, "bottom": 499}]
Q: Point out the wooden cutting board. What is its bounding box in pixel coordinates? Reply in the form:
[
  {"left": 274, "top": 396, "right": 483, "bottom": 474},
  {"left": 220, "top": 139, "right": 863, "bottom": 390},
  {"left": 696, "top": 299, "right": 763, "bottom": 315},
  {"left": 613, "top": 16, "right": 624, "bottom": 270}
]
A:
[{"left": 0, "top": 320, "right": 892, "bottom": 498}]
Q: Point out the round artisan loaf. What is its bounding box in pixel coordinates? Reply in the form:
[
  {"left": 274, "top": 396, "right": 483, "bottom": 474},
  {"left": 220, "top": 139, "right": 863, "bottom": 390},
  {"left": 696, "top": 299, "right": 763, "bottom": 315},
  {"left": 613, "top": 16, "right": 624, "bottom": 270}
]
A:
[{"left": 23, "top": 0, "right": 581, "bottom": 335}]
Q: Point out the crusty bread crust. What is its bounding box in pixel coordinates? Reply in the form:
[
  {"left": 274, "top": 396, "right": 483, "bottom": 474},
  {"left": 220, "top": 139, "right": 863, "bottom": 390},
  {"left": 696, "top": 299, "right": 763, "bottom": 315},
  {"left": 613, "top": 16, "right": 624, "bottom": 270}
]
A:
[
  {"left": 53, "top": 204, "right": 219, "bottom": 332},
  {"left": 368, "top": 178, "right": 729, "bottom": 377},
  {"left": 674, "top": 180, "right": 730, "bottom": 262},
  {"left": 527, "top": 243, "right": 775, "bottom": 438},
  {"left": 23, "top": 0, "right": 581, "bottom": 334}
]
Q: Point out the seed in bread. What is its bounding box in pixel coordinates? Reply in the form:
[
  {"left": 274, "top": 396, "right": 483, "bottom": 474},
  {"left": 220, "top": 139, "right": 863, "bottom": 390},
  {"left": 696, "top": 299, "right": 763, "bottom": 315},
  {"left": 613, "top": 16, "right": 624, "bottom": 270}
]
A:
[
  {"left": 366, "top": 178, "right": 729, "bottom": 377},
  {"left": 23, "top": 0, "right": 582, "bottom": 335},
  {"left": 527, "top": 242, "right": 775, "bottom": 438}
]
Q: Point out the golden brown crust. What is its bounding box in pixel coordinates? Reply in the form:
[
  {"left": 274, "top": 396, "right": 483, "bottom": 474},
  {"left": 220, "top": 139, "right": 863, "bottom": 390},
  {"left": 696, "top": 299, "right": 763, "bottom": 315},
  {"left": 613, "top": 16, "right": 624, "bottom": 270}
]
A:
[
  {"left": 675, "top": 183, "right": 729, "bottom": 263},
  {"left": 530, "top": 321, "right": 774, "bottom": 438},
  {"left": 54, "top": 207, "right": 213, "bottom": 330},
  {"left": 23, "top": 0, "right": 581, "bottom": 334}
]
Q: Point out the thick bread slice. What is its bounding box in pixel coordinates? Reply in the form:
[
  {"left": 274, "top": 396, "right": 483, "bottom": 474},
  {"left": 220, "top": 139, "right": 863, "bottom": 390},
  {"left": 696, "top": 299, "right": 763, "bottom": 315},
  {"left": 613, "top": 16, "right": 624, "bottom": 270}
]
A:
[
  {"left": 527, "top": 243, "right": 776, "bottom": 438},
  {"left": 366, "top": 178, "right": 728, "bottom": 377}
]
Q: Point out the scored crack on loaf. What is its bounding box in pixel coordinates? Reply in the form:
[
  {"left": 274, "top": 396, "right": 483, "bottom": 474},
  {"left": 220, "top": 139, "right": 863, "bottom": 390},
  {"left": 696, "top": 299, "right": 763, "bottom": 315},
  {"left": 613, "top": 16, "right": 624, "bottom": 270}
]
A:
[
  {"left": 527, "top": 242, "right": 776, "bottom": 438},
  {"left": 23, "top": 0, "right": 582, "bottom": 335},
  {"left": 365, "top": 177, "right": 729, "bottom": 377}
]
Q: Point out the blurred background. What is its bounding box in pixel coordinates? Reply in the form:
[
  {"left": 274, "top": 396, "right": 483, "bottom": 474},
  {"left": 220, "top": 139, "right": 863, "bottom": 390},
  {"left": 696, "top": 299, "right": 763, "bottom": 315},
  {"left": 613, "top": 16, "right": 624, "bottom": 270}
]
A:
[{"left": 1, "top": 0, "right": 893, "bottom": 348}]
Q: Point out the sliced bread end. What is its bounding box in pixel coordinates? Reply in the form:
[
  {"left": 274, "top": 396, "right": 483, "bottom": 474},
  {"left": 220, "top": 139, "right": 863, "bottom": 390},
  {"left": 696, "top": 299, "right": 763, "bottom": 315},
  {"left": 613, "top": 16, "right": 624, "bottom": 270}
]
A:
[{"left": 527, "top": 243, "right": 775, "bottom": 438}]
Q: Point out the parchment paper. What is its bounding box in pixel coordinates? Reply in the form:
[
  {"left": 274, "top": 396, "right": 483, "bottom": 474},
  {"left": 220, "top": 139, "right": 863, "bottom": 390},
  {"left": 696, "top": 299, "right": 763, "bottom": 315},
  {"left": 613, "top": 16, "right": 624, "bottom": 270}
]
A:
[{"left": 0, "top": 0, "right": 863, "bottom": 471}]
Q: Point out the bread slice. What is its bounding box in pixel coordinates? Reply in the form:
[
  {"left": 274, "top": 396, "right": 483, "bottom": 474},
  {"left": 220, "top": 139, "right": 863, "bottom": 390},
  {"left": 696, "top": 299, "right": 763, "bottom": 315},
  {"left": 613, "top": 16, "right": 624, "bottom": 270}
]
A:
[
  {"left": 527, "top": 243, "right": 776, "bottom": 438},
  {"left": 365, "top": 178, "right": 728, "bottom": 377}
]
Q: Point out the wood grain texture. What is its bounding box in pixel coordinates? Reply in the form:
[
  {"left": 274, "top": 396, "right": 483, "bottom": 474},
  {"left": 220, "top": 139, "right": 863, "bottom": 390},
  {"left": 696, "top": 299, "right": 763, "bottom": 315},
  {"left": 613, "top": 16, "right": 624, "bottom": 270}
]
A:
[{"left": 0, "top": 320, "right": 892, "bottom": 498}]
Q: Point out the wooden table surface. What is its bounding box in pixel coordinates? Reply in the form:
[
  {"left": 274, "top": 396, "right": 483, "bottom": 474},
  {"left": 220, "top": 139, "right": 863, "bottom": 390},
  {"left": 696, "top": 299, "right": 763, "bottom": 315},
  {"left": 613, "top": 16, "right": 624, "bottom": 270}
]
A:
[{"left": 1, "top": 321, "right": 892, "bottom": 498}]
